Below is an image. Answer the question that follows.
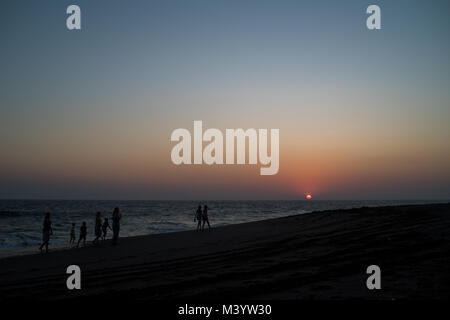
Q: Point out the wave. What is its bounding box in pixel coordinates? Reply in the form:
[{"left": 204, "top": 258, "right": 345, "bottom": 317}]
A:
[{"left": 0, "top": 211, "right": 25, "bottom": 218}]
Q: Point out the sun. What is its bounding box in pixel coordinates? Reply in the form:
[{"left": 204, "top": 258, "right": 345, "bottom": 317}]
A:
[{"left": 306, "top": 194, "right": 312, "bottom": 200}]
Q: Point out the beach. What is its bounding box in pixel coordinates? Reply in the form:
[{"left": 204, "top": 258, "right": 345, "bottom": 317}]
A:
[{"left": 0, "top": 203, "right": 449, "bottom": 301}]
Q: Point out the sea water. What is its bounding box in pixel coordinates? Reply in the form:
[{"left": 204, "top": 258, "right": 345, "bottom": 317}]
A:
[{"left": 0, "top": 200, "right": 446, "bottom": 253}]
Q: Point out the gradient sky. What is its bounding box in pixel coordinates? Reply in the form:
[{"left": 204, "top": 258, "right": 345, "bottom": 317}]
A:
[{"left": 1, "top": 0, "right": 449, "bottom": 200}]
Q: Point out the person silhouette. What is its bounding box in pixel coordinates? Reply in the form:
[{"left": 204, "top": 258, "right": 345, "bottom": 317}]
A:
[
  {"left": 93, "top": 212, "right": 102, "bottom": 245},
  {"left": 112, "top": 207, "right": 121, "bottom": 245},
  {"left": 195, "top": 205, "right": 202, "bottom": 231},
  {"left": 39, "top": 212, "right": 53, "bottom": 253},
  {"left": 202, "top": 205, "right": 211, "bottom": 231},
  {"left": 69, "top": 223, "right": 76, "bottom": 245},
  {"left": 77, "top": 221, "right": 87, "bottom": 247},
  {"left": 102, "top": 218, "right": 112, "bottom": 240}
]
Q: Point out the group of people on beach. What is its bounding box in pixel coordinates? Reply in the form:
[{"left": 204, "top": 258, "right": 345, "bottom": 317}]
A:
[
  {"left": 39, "top": 207, "right": 122, "bottom": 253},
  {"left": 39, "top": 204, "right": 212, "bottom": 253}
]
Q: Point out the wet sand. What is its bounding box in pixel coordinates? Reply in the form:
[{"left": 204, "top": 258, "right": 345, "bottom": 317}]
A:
[{"left": 0, "top": 203, "right": 449, "bottom": 300}]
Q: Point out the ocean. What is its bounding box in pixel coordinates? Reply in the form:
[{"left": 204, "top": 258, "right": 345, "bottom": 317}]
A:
[{"left": 0, "top": 200, "right": 445, "bottom": 252}]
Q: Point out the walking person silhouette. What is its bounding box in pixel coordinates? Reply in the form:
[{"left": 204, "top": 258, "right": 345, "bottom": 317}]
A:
[
  {"left": 39, "top": 212, "right": 53, "bottom": 253},
  {"left": 93, "top": 212, "right": 102, "bottom": 245},
  {"left": 195, "top": 205, "right": 202, "bottom": 231},
  {"left": 69, "top": 223, "right": 76, "bottom": 245},
  {"left": 77, "top": 221, "right": 87, "bottom": 247},
  {"left": 102, "top": 218, "right": 112, "bottom": 240},
  {"left": 202, "top": 205, "right": 211, "bottom": 231}
]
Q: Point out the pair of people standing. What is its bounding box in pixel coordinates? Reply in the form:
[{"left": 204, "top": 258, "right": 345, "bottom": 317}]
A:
[
  {"left": 195, "top": 204, "right": 211, "bottom": 231},
  {"left": 90, "top": 208, "right": 121, "bottom": 245},
  {"left": 92, "top": 212, "right": 112, "bottom": 245}
]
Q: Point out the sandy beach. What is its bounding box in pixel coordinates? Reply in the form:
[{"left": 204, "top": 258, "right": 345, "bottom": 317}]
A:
[{"left": 0, "top": 203, "right": 449, "bottom": 301}]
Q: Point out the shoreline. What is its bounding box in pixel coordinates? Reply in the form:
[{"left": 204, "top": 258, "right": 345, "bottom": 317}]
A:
[
  {"left": 1, "top": 202, "right": 449, "bottom": 300},
  {"left": 0, "top": 201, "right": 446, "bottom": 259}
]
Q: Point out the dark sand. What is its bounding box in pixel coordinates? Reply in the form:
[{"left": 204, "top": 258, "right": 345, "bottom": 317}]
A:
[{"left": 0, "top": 203, "right": 449, "bottom": 301}]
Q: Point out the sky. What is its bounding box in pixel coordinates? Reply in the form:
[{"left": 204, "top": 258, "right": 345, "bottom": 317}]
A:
[{"left": 0, "top": 0, "right": 449, "bottom": 200}]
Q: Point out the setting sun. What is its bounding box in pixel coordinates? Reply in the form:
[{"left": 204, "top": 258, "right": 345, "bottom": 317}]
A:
[{"left": 306, "top": 194, "right": 312, "bottom": 200}]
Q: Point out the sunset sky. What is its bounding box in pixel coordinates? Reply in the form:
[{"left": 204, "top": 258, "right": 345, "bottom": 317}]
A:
[{"left": 1, "top": 0, "right": 449, "bottom": 200}]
